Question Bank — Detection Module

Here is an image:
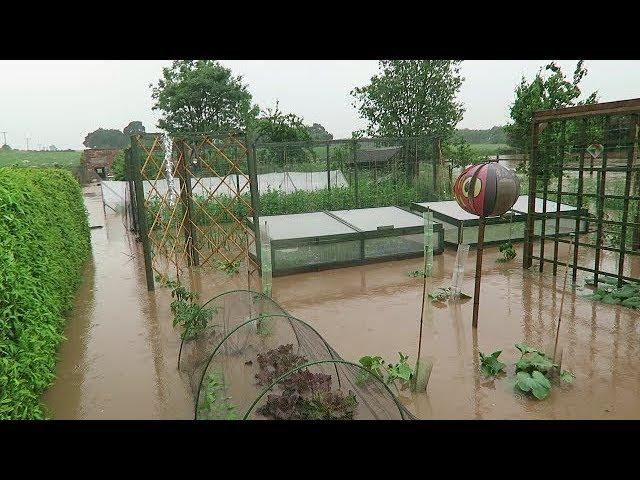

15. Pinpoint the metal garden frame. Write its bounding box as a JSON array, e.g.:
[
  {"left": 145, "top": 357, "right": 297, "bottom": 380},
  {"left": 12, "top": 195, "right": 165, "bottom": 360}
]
[{"left": 523, "top": 98, "right": 640, "bottom": 287}]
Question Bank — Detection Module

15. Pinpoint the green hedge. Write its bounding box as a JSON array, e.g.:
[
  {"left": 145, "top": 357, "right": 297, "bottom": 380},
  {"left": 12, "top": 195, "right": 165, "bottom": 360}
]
[{"left": 0, "top": 168, "right": 91, "bottom": 419}]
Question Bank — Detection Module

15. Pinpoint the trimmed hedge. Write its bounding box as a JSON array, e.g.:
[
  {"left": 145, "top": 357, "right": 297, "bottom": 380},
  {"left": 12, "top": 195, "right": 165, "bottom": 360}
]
[{"left": 0, "top": 168, "right": 91, "bottom": 419}]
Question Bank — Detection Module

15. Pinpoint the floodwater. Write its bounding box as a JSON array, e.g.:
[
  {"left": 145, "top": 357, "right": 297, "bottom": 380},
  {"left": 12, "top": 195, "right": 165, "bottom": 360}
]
[{"left": 44, "top": 184, "right": 640, "bottom": 419}]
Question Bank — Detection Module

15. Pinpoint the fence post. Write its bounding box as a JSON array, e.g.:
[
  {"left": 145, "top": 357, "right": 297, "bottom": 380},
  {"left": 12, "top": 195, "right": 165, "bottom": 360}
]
[
  {"left": 523, "top": 122, "right": 539, "bottom": 269},
  {"left": 125, "top": 147, "right": 138, "bottom": 233},
  {"left": 353, "top": 139, "right": 359, "bottom": 207},
  {"left": 177, "top": 138, "right": 199, "bottom": 266},
  {"left": 131, "top": 134, "right": 155, "bottom": 291},
  {"left": 247, "top": 137, "right": 262, "bottom": 266}
]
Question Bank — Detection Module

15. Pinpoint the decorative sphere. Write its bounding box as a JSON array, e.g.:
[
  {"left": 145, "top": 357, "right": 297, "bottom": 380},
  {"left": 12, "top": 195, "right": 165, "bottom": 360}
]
[{"left": 453, "top": 162, "right": 520, "bottom": 217}]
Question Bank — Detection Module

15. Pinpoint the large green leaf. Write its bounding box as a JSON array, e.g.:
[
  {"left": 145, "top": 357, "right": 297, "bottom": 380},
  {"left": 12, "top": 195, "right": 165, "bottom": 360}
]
[
  {"left": 560, "top": 370, "right": 575, "bottom": 384},
  {"left": 479, "top": 351, "right": 506, "bottom": 377},
  {"left": 515, "top": 343, "right": 539, "bottom": 355},
  {"left": 516, "top": 371, "right": 551, "bottom": 400},
  {"left": 516, "top": 352, "right": 557, "bottom": 374}
]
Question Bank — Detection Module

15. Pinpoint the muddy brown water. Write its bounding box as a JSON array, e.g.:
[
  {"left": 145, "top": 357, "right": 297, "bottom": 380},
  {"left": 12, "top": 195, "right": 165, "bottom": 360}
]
[{"left": 44, "top": 184, "right": 640, "bottom": 419}]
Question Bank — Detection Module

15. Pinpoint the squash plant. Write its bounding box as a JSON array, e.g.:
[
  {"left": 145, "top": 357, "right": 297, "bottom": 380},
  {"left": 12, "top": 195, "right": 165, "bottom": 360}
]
[
  {"left": 584, "top": 277, "right": 640, "bottom": 309},
  {"left": 428, "top": 287, "right": 471, "bottom": 302},
  {"left": 496, "top": 241, "right": 516, "bottom": 263},
  {"left": 358, "top": 352, "right": 414, "bottom": 390},
  {"left": 479, "top": 350, "right": 506, "bottom": 378},
  {"left": 513, "top": 343, "right": 574, "bottom": 400}
]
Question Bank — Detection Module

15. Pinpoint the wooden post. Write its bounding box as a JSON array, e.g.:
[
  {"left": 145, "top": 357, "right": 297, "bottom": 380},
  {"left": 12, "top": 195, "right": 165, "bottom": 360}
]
[
  {"left": 472, "top": 216, "right": 485, "bottom": 329},
  {"left": 131, "top": 135, "right": 155, "bottom": 291}
]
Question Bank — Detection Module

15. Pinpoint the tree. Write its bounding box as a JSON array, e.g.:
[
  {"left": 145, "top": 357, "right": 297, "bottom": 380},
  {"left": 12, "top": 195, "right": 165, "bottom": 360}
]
[
  {"left": 151, "top": 60, "right": 258, "bottom": 135},
  {"left": 504, "top": 61, "right": 598, "bottom": 152},
  {"left": 306, "top": 123, "right": 333, "bottom": 141},
  {"left": 351, "top": 60, "right": 465, "bottom": 141},
  {"left": 253, "top": 101, "right": 311, "bottom": 163},
  {"left": 82, "top": 128, "right": 129, "bottom": 149},
  {"left": 123, "top": 121, "right": 145, "bottom": 137},
  {"left": 49, "top": 145, "right": 58, "bottom": 151},
  {"left": 1, "top": 144, "right": 11, "bottom": 151}
]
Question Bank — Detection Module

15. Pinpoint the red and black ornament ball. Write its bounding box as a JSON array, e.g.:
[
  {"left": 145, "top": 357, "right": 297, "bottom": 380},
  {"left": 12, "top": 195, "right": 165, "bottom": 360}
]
[{"left": 453, "top": 162, "right": 520, "bottom": 217}]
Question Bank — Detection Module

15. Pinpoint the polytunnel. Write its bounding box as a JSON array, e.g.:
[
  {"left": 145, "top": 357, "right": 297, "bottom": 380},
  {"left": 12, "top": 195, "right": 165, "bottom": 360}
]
[{"left": 176, "top": 289, "right": 415, "bottom": 420}]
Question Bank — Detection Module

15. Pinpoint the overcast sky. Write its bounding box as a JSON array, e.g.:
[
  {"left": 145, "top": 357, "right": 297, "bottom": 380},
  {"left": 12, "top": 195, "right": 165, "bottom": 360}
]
[{"left": 1, "top": 60, "right": 639, "bottom": 150}]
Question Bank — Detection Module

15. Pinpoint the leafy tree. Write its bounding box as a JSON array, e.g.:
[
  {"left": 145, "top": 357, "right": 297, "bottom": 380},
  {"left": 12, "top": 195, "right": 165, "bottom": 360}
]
[
  {"left": 82, "top": 128, "right": 129, "bottom": 149},
  {"left": 254, "top": 101, "right": 310, "bottom": 143},
  {"left": 253, "top": 101, "right": 311, "bottom": 163},
  {"left": 123, "top": 121, "right": 145, "bottom": 137},
  {"left": 151, "top": 60, "right": 258, "bottom": 135},
  {"left": 1, "top": 144, "right": 11, "bottom": 151},
  {"left": 306, "top": 122, "right": 333, "bottom": 141},
  {"left": 504, "top": 61, "right": 598, "bottom": 152},
  {"left": 351, "top": 60, "right": 465, "bottom": 141}
]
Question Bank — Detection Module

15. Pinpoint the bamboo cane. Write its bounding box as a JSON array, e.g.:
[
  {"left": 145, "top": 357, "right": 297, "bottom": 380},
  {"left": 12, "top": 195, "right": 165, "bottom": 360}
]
[{"left": 553, "top": 233, "right": 575, "bottom": 362}]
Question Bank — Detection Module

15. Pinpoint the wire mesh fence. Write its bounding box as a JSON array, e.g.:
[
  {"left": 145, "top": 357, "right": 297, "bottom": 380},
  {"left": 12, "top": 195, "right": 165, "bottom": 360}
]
[{"left": 252, "top": 136, "right": 450, "bottom": 215}]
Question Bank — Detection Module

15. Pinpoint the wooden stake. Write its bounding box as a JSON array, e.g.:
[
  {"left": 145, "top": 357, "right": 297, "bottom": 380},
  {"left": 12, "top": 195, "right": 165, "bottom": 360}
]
[
  {"left": 472, "top": 216, "right": 485, "bottom": 329},
  {"left": 553, "top": 233, "right": 575, "bottom": 361},
  {"left": 415, "top": 215, "right": 430, "bottom": 389}
]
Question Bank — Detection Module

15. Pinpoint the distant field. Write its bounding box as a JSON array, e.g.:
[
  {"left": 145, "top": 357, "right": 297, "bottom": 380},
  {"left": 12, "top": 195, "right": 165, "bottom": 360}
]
[
  {"left": 0, "top": 150, "right": 82, "bottom": 168},
  {"left": 468, "top": 143, "right": 513, "bottom": 157}
]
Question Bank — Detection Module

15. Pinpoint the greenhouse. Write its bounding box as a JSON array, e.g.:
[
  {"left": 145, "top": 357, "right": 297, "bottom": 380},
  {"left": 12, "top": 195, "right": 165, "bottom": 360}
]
[
  {"left": 247, "top": 206, "right": 444, "bottom": 276},
  {"left": 411, "top": 195, "right": 589, "bottom": 247}
]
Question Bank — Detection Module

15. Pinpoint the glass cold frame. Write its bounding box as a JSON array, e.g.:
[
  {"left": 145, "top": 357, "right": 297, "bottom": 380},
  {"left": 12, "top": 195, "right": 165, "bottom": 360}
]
[{"left": 246, "top": 206, "right": 444, "bottom": 275}]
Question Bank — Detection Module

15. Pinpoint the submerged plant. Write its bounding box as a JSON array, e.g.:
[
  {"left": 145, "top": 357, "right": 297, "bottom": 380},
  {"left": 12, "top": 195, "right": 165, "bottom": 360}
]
[
  {"left": 407, "top": 269, "right": 426, "bottom": 278},
  {"left": 428, "top": 287, "right": 471, "bottom": 302},
  {"left": 496, "top": 241, "right": 516, "bottom": 263},
  {"left": 513, "top": 343, "right": 574, "bottom": 400},
  {"left": 479, "top": 350, "right": 506, "bottom": 378},
  {"left": 358, "top": 352, "right": 414, "bottom": 390},
  {"left": 254, "top": 344, "right": 358, "bottom": 420},
  {"left": 197, "top": 370, "right": 237, "bottom": 420},
  {"left": 158, "top": 276, "right": 216, "bottom": 341},
  {"left": 584, "top": 278, "right": 640, "bottom": 309}
]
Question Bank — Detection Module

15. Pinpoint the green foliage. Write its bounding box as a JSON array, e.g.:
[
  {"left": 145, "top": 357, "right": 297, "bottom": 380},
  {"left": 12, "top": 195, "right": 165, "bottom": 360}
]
[
  {"left": 306, "top": 122, "right": 333, "bottom": 141},
  {"left": 479, "top": 351, "right": 506, "bottom": 378},
  {"left": 351, "top": 60, "right": 465, "bottom": 141},
  {"left": 158, "top": 277, "right": 216, "bottom": 341},
  {"left": 0, "top": 168, "right": 91, "bottom": 419},
  {"left": 151, "top": 60, "right": 258, "bottom": 134},
  {"left": 83, "top": 128, "right": 129, "bottom": 149},
  {"left": 198, "top": 369, "right": 237, "bottom": 420},
  {"left": 358, "top": 352, "right": 414, "bottom": 390},
  {"left": 215, "top": 259, "right": 240, "bottom": 276},
  {"left": 585, "top": 280, "right": 640, "bottom": 310},
  {"left": 513, "top": 343, "right": 574, "bottom": 400},
  {"left": 0, "top": 149, "right": 82, "bottom": 168},
  {"left": 504, "top": 61, "right": 598, "bottom": 154},
  {"left": 515, "top": 370, "right": 552, "bottom": 400},
  {"left": 428, "top": 287, "right": 471, "bottom": 302},
  {"left": 496, "top": 241, "right": 517, "bottom": 263},
  {"left": 110, "top": 150, "right": 126, "bottom": 180},
  {"left": 455, "top": 126, "right": 508, "bottom": 144},
  {"left": 123, "top": 121, "right": 145, "bottom": 137}
]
